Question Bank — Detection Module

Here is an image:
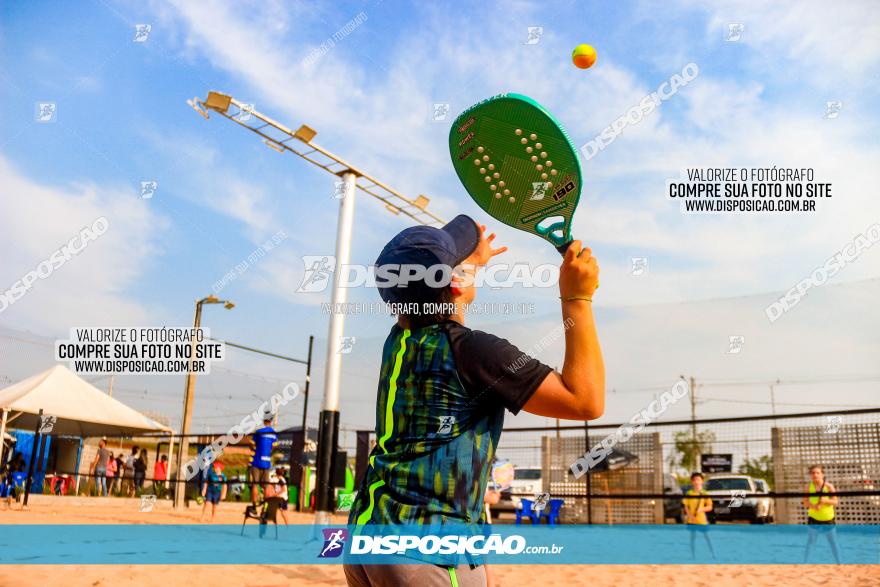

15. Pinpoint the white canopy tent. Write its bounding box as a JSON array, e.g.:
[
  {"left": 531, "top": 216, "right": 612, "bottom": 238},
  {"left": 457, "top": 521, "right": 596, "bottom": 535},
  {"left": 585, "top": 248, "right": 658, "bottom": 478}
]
[{"left": 0, "top": 365, "right": 173, "bottom": 468}]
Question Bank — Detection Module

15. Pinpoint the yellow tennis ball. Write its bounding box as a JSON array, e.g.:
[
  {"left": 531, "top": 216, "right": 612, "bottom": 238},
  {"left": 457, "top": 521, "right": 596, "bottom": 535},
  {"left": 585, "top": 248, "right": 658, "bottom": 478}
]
[{"left": 572, "top": 44, "right": 597, "bottom": 69}]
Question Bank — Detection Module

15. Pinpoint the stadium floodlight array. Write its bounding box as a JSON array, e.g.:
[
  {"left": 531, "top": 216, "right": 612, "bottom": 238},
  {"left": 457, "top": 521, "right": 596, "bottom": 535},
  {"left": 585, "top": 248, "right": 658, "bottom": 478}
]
[{"left": 188, "top": 92, "right": 445, "bottom": 227}]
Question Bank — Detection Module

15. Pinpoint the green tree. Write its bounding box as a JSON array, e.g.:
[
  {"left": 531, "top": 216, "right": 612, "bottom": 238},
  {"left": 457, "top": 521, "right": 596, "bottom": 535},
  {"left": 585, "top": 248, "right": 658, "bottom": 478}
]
[
  {"left": 739, "top": 455, "right": 774, "bottom": 486},
  {"left": 668, "top": 429, "right": 716, "bottom": 475}
]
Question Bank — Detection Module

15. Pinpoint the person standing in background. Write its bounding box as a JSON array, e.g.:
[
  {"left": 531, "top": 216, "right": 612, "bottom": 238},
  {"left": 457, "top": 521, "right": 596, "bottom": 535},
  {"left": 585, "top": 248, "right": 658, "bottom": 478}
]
[
  {"left": 133, "top": 449, "right": 148, "bottom": 495},
  {"left": 248, "top": 415, "right": 277, "bottom": 505},
  {"left": 106, "top": 451, "right": 117, "bottom": 495},
  {"left": 90, "top": 439, "right": 111, "bottom": 497},
  {"left": 200, "top": 461, "right": 227, "bottom": 523},
  {"left": 153, "top": 454, "right": 168, "bottom": 499},
  {"left": 114, "top": 453, "right": 125, "bottom": 495},
  {"left": 123, "top": 446, "right": 139, "bottom": 497},
  {"left": 268, "top": 467, "right": 290, "bottom": 525},
  {"left": 683, "top": 472, "right": 715, "bottom": 559},
  {"left": 803, "top": 465, "right": 841, "bottom": 563}
]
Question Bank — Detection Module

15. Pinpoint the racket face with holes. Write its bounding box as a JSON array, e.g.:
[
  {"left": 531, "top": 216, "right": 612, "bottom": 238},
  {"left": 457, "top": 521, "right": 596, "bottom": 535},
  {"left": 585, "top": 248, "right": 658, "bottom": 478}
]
[{"left": 449, "top": 93, "right": 582, "bottom": 250}]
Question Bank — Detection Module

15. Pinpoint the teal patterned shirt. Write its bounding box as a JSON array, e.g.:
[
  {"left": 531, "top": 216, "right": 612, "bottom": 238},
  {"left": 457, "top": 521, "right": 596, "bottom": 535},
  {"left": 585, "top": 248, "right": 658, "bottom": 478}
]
[{"left": 349, "top": 320, "right": 551, "bottom": 526}]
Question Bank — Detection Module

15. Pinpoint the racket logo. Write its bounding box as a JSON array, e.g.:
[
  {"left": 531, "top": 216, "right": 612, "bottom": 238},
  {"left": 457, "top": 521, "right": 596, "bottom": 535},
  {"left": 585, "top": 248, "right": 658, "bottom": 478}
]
[
  {"left": 457, "top": 132, "right": 475, "bottom": 148},
  {"left": 457, "top": 117, "right": 475, "bottom": 133},
  {"left": 530, "top": 182, "right": 550, "bottom": 201}
]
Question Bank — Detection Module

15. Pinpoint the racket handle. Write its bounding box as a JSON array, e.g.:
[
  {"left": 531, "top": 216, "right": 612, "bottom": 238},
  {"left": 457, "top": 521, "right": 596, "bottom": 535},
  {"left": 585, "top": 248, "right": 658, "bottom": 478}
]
[
  {"left": 557, "top": 239, "right": 600, "bottom": 289},
  {"left": 556, "top": 241, "right": 573, "bottom": 257},
  {"left": 556, "top": 239, "right": 589, "bottom": 258}
]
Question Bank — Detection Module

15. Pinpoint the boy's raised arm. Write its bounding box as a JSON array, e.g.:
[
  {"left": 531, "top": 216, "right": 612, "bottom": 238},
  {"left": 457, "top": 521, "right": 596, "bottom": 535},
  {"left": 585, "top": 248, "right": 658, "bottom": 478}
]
[{"left": 524, "top": 240, "right": 605, "bottom": 420}]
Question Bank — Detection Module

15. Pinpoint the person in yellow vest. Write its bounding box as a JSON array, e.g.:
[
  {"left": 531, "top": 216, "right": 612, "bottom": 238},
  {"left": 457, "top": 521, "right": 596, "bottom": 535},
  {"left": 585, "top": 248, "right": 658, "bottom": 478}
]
[
  {"left": 803, "top": 465, "right": 841, "bottom": 563},
  {"left": 683, "top": 472, "right": 715, "bottom": 559}
]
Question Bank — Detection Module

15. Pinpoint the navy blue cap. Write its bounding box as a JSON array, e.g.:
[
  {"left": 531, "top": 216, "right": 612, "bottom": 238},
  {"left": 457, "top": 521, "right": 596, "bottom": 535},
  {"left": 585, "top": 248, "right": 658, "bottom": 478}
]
[{"left": 375, "top": 215, "right": 480, "bottom": 304}]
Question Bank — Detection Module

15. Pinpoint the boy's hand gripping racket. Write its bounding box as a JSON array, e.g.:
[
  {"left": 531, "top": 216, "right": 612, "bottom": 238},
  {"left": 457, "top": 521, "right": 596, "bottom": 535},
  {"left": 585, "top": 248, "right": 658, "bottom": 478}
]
[{"left": 449, "top": 93, "right": 583, "bottom": 256}]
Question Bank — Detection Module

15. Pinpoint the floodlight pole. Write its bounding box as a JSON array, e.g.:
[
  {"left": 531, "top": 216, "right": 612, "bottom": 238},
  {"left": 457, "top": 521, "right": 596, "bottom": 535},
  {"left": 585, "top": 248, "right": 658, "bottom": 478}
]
[
  {"left": 173, "top": 300, "right": 204, "bottom": 509},
  {"left": 0, "top": 408, "right": 8, "bottom": 467},
  {"left": 173, "top": 295, "right": 234, "bottom": 509},
  {"left": 314, "top": 171, "right": 357, "bottom": 524}
]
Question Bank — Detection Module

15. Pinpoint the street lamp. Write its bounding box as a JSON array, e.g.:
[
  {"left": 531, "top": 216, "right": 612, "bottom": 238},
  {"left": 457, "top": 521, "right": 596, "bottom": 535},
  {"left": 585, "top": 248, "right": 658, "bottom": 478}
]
[{"left": 172, "top": 295, "right": 234, "bottom": 509}]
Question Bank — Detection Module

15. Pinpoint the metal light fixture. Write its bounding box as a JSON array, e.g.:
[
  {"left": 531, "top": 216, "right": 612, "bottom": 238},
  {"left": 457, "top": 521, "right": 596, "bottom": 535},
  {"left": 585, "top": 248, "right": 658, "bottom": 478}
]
[
  {"left": 293, "top": 124, "right": 317, "bottom": 143},
  {"left": 204, "top": 91, "right": 232, "bottom": 113},
  {"left": 264, "top": 139, "right": 285, "bottom": 153}
]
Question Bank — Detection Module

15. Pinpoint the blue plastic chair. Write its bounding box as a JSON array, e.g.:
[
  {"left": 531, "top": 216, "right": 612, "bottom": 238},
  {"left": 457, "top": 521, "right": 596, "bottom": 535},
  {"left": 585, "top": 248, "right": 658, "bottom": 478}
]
[
  {"left": 539, "top": 498, "right": 564, "bottom": 525},
  {"left": 515, "top": 498, "right": 541, "bottom": 525}
]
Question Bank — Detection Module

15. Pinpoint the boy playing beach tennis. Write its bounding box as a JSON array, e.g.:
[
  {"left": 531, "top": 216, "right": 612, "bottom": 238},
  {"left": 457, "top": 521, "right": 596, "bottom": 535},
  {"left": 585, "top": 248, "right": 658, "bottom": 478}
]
[
  {"left": 684, "top": 472, "right": 715, "bottom": 559},
  {"left": 344, "top": 215, "right": 605, "bottom": 587}
]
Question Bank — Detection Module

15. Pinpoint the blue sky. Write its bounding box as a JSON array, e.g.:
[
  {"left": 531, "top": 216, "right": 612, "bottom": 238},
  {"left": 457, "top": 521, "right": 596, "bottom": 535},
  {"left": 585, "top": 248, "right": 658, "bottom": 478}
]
[{"left": 1, "top": 0, "right": 879, "bottom": 446}]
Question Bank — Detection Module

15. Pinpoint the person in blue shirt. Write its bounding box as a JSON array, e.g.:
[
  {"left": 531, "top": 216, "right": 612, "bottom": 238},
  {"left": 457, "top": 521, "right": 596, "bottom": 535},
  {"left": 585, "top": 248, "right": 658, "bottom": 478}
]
[
  {"left": 248, "top": 416, "right": 278, "bottom": 505},
  {"left": 200, "top": 461, "right": 227, "bottom": 523}
]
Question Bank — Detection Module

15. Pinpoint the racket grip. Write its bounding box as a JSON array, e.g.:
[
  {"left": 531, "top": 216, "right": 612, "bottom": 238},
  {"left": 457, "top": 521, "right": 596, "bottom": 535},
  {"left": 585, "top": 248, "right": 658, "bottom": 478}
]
[
  {"left": 556, "top": 241, "right": 573, "bottom": 257},
  {"left": 557, "top": 239, "right": 600, "bottom": 289},
  {"left": 556, "top": 239, "right": 589, "bottom": 258}
]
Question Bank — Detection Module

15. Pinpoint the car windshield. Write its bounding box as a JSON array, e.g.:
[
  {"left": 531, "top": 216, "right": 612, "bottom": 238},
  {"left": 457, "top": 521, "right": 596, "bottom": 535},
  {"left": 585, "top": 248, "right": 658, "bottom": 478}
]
[
  {"left": 515, "top": 469, "right": 541, "bottom": 480},
  {"left": 705, "top": 478, "right": 751, "bottom": 491}
]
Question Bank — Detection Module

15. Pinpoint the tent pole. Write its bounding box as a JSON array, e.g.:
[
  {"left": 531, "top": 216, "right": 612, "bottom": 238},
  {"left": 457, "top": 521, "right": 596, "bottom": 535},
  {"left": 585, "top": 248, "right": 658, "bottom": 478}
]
[
  {"left": 0, "top": 408, "right": 8, "bottom": 467},
  {"left": 74, "top": 438, "right": 83, "bottom": 495},
  {"left": 23, "top": 409, "right": 43, "bottom": 509},
  {"left": 166, "top": 432, "right": 175, "bottom": 501}
]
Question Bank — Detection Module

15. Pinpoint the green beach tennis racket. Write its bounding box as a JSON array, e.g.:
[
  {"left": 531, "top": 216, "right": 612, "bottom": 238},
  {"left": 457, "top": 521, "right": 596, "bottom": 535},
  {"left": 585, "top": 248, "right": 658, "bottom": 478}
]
[{"left": 449, "top": 93, "right": 583, "bottom": 256}]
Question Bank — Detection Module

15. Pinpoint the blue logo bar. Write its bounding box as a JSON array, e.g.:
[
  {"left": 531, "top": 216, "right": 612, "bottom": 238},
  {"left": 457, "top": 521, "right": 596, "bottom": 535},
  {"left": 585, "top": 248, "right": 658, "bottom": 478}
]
[{"left": 0, "top": 525, "right": 877, "bottom": 565}]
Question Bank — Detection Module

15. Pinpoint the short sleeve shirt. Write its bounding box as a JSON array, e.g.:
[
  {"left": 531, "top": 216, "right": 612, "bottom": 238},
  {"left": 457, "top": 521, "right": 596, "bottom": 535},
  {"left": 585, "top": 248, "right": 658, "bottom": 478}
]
[
  {"left": 349, "top": 321, "right": 552, "bottom": 528},
  {"left": 205, "top": 470, "right": 226, "bottom": 493},
  {"left": 443, "top": 322, "right": 553, "bottom": 414},
  {"left": 251, "top": 427, "right": 277, "bottom": 469},
  {"left": 684, "top": 489, "right": 712, "bottom": 525},
  {"left": 96, "top": 448, "right": 111, "bottom": 469}
]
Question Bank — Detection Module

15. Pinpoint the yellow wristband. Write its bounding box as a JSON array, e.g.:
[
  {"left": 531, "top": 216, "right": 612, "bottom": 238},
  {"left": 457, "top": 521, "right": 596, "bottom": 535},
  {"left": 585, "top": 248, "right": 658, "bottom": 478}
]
[{"left": 560, "top": 296, "right": 592, "bottom": 302}]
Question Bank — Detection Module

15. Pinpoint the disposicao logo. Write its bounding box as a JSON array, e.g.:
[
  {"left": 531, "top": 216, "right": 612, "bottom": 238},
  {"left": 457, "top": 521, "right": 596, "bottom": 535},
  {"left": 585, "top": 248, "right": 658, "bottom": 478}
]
[
  {"left": 350, "top": 534, "right": 527, "bottom": 555},
  {"left": 319, "top": 528, "right": 348, "bottom": 558}
]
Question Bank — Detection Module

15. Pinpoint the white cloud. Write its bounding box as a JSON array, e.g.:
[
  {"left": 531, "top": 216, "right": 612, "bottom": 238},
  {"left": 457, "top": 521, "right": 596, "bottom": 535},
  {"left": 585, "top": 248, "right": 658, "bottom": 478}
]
[
  {"left": 0, "top": 156, "right": 168, "bottom": 331},
  {"left": 698, "top": 0, "right": 880, "bottom": 80}
]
